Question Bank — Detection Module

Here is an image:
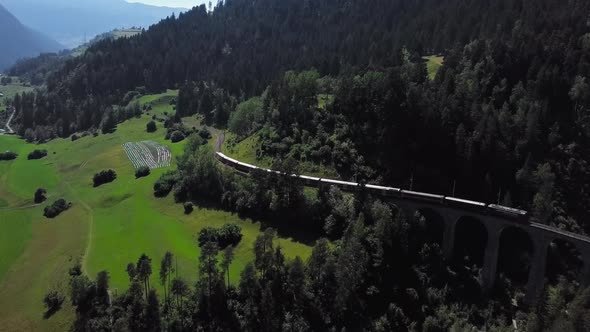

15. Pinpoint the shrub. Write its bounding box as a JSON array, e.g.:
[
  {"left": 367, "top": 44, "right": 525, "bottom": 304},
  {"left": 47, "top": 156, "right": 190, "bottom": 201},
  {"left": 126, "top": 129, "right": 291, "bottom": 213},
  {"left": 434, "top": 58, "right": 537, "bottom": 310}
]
[
  {"left": 218, "top": 224, "right": 243, "bottom": 247},
  {"left": 198, "top": 223, "right": 242, "bottom": 248},
  {"left": 69, "top": 263, "right": 82, "bottom": 277},
  {"left": 28, "top": 149, "right": 48, "bottom": 160},
  {"left": 198, "top": 128, "right": 212, "bottom": 140},
  {"left": 154, "top": 170, "right": 180, "bottom": 197},
  {"left": 184, "top": 202, "right": 194, "bottom": 214},
  {"left": 43, "top": 199, "right": 72, "bottom": 218},
  {"left": 135, "top": 166, "right": 151, "bottom": 178},
  {"left": 43, "top": 290, "right": 65, "bottom": 312},
  {"left": 71, "top": 134, "right": 80, "bottom": 141},
  {"left": 93, "top": 170, "right": 117, "bottom": 187},
  {"left": 34, "top": 188, "right": 47, "bottom": 204},
  {"left": 146, "top": 120, "right": 157, "bottom": 133},
  {"left": 170, "top": 131, "right": 186, "bottom": 143},
  {"left": 198, "top": 227, "right": 219, "bottom": 247},
  {"left": 0, "top": 151, "right": 17, "bottom": 160}
]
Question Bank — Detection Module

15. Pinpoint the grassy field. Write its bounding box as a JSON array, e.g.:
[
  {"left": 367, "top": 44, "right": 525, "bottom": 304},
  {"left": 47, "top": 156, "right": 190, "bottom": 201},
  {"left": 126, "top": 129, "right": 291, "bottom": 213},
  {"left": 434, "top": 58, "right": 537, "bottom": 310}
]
[
  {"left": 423, "top": 55, "right": 444, "bottom": 80},
  {"left": 113, "top": 28, "right": 142, "bottom": 39},
  {"left": 0, "top": 91, "right": 311, "bottom": 331},
  {"left": 0, "top": 77, "right": 35, "bottom": 112}
]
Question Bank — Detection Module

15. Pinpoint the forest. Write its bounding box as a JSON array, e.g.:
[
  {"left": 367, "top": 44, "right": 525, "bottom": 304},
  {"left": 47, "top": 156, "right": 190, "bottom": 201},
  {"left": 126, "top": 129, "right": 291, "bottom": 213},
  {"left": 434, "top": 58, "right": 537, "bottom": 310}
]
[{"left": 7, "top": 0, "right": 590, "bottom": 330}]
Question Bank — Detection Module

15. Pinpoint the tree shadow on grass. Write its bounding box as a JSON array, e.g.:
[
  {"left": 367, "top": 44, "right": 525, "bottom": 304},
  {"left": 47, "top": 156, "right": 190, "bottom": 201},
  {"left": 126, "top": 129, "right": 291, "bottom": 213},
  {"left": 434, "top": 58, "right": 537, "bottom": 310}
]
[
  {"left": 179, "top": 196, "right": 322, "bottom": 246},
  {"left": 43, "top": 305, "right": 62, "bottom": 320}
]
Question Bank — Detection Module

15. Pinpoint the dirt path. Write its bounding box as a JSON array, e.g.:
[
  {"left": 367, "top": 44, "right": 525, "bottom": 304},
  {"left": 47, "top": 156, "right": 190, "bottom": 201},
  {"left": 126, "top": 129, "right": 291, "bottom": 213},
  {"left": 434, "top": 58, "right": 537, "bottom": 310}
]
[
  {"left": 5, "top": 107, "right": 15, "bottom": 134},
  {"left": 63, "top": 179, "right": 94, "bottom": 274},
  {"left": 79, "top": 199, "right": 94, "bottom": 275},
  {"left": 205, "top": 126, "right": 225, "bottom": 152},
  {"left": 0, "top": 202, "right": 43, "bottom": 211},
  {"left": 0, "top": 107, "right": 16, "bottom": 135}
]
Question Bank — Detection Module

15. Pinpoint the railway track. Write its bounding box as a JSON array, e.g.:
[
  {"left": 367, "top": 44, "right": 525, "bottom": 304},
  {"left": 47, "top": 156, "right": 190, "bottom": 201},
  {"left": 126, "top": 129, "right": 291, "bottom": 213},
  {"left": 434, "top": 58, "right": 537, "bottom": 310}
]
[{"left": 213, "top": 150, "right": 590, "bottom": 245}]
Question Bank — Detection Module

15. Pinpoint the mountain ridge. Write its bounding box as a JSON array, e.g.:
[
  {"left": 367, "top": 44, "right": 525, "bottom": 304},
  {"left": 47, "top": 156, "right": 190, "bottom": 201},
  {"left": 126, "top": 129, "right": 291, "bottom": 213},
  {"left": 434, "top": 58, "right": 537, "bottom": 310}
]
[
  {"left": 0, "top": 0, "right": 191, "bottom": 47},
  {"left": 0, "top": 4, "right": 63, "bottom": 70}
]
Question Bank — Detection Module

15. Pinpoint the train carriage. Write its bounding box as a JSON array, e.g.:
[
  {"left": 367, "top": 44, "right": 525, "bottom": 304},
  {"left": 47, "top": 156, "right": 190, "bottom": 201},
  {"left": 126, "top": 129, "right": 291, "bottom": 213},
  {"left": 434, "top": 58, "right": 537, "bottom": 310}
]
[
  {"left": 444, "top": 197, "right": 487, "bottom": 211},
  {"left": 216, "top": 151, "right": 531, "bottom": 225},
  {"left": 488, "top": 204, "right": 529, "bottom": 223},
  {"left": 321, "top": 178, "right": 360, "bottom": 192},
  {"left": 401, "top": 190, "right": 445, "bottom": 203},
  {"left": 365, "top": 184, "right": 401, "bottom": 197}
]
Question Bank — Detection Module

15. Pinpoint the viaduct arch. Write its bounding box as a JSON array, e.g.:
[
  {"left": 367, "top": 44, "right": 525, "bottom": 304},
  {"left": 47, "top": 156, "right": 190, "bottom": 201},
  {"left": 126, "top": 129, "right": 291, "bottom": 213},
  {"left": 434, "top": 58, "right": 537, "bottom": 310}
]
[{"left": 391, "top": 198, "right": 590, "bottom": 305}]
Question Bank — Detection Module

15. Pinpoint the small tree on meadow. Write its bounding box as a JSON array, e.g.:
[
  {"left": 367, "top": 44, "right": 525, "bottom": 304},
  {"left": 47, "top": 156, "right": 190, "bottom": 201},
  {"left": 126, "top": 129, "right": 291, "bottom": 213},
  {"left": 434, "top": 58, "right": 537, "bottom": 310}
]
[
  {"left": 43, "top": 290, "right": 65, "bottom": 313},
  {"left": 135, "top": 166, "right": 151, "bottom": 178},
  {"left": 34, "top": 188, "right": 47, "bottom": 203},
  {"left": 146, "top": 120, "right": 157, "bottom": 133}
]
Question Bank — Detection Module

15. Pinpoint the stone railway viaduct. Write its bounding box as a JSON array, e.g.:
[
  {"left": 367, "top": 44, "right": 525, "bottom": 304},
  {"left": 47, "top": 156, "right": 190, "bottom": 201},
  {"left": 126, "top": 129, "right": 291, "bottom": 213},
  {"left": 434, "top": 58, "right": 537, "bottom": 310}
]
[
  {"left": 388, "top": 197, "right": 590, "bottom": 304},
  {"left": 214, "top": 150, "right": 590, "bottom": 304}
]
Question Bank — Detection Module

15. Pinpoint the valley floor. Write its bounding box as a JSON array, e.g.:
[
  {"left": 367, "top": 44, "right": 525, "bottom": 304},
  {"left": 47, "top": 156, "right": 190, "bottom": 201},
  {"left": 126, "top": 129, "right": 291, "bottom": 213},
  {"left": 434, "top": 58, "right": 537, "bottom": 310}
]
[{"left": 0, "top": 91, "right": 311, "bottom": 331}]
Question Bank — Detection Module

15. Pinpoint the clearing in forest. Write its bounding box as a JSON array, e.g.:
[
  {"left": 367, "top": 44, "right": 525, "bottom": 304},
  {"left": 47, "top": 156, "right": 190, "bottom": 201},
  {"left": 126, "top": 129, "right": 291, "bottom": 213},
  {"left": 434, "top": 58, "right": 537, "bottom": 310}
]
[
  {"left": 423, "top": 55, "right": 445, "bottom": 80},
  {"left": 122, "top": 141, "right": 171, "bottom": 169}
]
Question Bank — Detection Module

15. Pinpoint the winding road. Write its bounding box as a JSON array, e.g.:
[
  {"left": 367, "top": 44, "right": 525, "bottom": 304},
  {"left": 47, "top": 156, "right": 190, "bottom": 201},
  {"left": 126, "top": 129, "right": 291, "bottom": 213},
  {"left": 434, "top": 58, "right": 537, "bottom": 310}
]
[
  {"left": 0, "top": 106, "right": 15, "bottom": 135},
  {"left": 207, "top": 126, "right": 225, "bottom": 152}
]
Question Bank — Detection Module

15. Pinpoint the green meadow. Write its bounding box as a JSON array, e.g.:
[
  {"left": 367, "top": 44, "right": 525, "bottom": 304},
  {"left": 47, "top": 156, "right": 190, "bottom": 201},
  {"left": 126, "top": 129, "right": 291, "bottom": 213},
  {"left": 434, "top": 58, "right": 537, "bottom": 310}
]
[
  {"left": 0, "top": 91, "right": 311, "bottom": 331},
  {"left": 0, "top": 77, "right": 35, "bottom": 112},
  {"left": 423, "top": 55, "right": 444, "bottom": 80}
]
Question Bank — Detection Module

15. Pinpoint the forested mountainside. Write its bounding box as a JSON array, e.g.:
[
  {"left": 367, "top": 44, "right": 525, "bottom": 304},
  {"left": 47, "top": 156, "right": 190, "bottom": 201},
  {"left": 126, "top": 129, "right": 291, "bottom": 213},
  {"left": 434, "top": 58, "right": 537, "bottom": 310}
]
[
  {"left": 13, "top": 0, "right": 590, "bottom": 232},
  {"left": 9, "top": 0, "right": 590, "bottom": 330},
  {"left": 14, "top": 0, "right": 585, "bottom": 133},
  {"left": 0, "top": 4, "right": 63, "bottom": 70}
]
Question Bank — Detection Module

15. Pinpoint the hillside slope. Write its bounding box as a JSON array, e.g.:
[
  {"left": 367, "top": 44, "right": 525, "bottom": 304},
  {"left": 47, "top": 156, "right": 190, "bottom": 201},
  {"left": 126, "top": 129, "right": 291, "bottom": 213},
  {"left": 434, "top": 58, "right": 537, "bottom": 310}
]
[
  {"left": 1, "top": 0, "right": 189, "bottom": 47},
  {"left": 0, "top": 4, "right": 63, "bottom": 70}
]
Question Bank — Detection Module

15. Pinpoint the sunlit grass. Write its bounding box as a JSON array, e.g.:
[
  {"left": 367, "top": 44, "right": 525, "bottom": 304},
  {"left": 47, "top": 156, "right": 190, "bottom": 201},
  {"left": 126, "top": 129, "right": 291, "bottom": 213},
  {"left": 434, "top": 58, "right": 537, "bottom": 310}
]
[{"left": 0, "top": 91, "right": 311, "bottom": 330}]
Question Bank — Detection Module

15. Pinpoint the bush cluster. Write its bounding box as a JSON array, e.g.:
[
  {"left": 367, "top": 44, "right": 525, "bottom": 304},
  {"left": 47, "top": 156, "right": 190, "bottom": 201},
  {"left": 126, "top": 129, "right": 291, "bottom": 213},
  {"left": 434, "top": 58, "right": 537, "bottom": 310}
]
[
  {"left": 198, "top": 128, "right": 212, "bottom": 140},
  {"left": 93, "top": 170, "right": 117, "bottom": 187},
  {"left": 170, "top": 131, "right": 186, "bottom": 143},
  {"left": 135, "top": 166, "right": 151, "bottom": 178},
  {"left": 28, "top": 149, "right": 48, "bottom": 160},
  {"left": 197, "top": 224, "right": 242, "bottom": 248},
  {"left": 183, "top": 202, "right": 194, "bottom": 214},
  {"left": 43, "top": 290, "right": 65, "bottom": 312},
  {"left": 165, "top": 123, "right": 192, "bottom": 140},
  {"left": 153, "top": 170, "right": 180, "bottom": 197},
  {"left": 43, "top": 199, "right": 72, "bottom": 218},
  {"left": 0, "top": 151, "right": 17, "bottom": 160},
  {"left": 34, "top": 188, "right": 48, "bottom": 204},
  {"left": 146, "top": 120, "right": 157, "bottom": 133}
]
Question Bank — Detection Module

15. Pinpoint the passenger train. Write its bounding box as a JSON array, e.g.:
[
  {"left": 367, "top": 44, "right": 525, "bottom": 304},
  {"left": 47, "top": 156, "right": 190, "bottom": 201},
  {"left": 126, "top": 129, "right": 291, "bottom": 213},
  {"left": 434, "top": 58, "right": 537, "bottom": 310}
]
[{"left": 215, "top": 152, "right": 529, "bottom": 223}]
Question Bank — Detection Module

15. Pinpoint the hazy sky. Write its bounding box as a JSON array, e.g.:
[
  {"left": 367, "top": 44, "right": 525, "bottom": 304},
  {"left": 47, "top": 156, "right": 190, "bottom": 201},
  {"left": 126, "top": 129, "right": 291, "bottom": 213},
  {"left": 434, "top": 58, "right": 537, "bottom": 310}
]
[{"left": 126, "top": 0, "right": 207, "bottom": 9}]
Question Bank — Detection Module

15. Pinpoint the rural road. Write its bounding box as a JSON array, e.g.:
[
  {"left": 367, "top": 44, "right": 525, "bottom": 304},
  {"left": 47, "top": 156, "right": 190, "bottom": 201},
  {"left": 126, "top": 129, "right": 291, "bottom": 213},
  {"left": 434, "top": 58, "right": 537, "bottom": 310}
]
[
  {"left": 0, "top": 106, "right": 15, "bottom": 135},
  {"left": 206, "top": 126, "right": 225, "bottom": 152},
  {"left": 5, "top": 107, "right": 15, "bottom": 134}
]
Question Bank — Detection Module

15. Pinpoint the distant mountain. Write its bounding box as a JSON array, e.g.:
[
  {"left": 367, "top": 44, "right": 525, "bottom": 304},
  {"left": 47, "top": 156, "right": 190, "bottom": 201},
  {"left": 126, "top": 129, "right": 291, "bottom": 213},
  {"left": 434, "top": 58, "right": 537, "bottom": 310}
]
[
  {"left": 0, "top": 4, "right": 63, "bottom": 70},
  {"left": 0, "top": 0, "right": 192, "bottom": 48}
]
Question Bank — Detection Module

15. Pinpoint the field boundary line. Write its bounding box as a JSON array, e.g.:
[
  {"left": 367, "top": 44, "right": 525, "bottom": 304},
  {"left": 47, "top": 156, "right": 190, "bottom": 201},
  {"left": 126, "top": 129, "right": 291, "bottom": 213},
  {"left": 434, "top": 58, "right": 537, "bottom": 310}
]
[{"left": 63, "top": 179, "right": 94, "bottom": 275}]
